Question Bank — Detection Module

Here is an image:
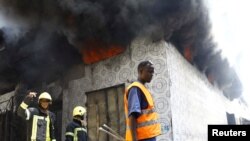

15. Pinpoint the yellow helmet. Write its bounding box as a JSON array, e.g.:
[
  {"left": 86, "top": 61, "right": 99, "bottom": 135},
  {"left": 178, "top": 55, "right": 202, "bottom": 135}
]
[
  {"left": 73, "top": 106, "right": 86, "bottom": 117},
  {"left": 38, "top": 92, "right": 52, "bottom": 101}
]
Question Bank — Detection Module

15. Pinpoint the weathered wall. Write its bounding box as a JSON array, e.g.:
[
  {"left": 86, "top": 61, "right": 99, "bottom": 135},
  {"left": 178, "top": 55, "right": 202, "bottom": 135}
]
[
  {"left": 62, "top": 38, "right": 172, "bottom": 141},
  {"left": 0, "top": 91, "right": 15, "bottom": 112},
  {"left": 167, "top": 45, "right": 232, "bottom": 141}
]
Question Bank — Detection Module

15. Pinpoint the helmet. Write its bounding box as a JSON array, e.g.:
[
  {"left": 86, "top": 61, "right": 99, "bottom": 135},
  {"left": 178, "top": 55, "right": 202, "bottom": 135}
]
[
  {"left": 38, "top": 92, "right": 52, "bottom": 101},
  {"left": 73, "top": 106, "right": 86, "bottom": 117}
]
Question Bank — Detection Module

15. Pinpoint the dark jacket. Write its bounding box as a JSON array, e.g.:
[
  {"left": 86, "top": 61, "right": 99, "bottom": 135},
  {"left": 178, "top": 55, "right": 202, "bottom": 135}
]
[
  {"left": 17, "top": 97, "right": 56, "bottom": 141},
  {"left": 65, "top": 119, "right": 88, "bottom": 141}
]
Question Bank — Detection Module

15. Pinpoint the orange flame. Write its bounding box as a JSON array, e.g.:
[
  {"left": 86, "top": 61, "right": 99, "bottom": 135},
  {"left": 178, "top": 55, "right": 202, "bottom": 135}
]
[
  {"left": 81, "top": 40, "right": 125, "bottom": 64},
  {"left": 184, "top": 46, "right": 193, "bottom": 62}
]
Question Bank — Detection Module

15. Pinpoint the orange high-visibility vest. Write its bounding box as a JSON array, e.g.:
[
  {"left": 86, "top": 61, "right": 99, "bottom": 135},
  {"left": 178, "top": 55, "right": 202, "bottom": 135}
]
[{"left": 124, "top": 82, "right": 161, "bottom": 141}]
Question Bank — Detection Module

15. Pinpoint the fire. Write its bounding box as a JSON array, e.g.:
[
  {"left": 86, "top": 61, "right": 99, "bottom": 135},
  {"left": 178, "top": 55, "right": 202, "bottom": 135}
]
[
  {"left": 81, "top": 39, "right": 125, "bottom": 64},
  {"left": 184, "top": 46, "right": 193, "bottom": 62}
]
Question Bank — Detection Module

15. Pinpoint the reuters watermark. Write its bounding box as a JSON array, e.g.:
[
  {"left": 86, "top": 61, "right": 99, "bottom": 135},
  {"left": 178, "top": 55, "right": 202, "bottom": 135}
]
[{"left": 208, "top": 125, "right": 250, "bottom": 140}]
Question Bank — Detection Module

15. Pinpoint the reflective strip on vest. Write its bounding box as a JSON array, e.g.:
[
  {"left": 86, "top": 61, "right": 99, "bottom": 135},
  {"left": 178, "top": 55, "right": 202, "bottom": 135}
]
[
  {"left": 137, "top": 119, "right": 158, "bottom": 128},
  {"left": 31, "top": 115, "right": 51, "bottom": 141},
  {"left": 141, "top": 108, "right": 156, "bottom": 115},
  {"left": 126, "top": 108, "right": 156, "bottom": 118},
  {"left": 46, "top": 116, "right": 50, "bottom": 141},
  {"left": 67, "top": 128, "right": 87, "bottom": 141},
  {"left": 20, "top": 102, "right": 28, "bottom": 109},
  {"left": 75, "top": 127, "right": 87, "bottom": 133},
  {"left": 65, "top": 132, "right": 74, "bottom": 137},
  {"left": 25, "top": 109, "right": 31, "bottom": 120}
]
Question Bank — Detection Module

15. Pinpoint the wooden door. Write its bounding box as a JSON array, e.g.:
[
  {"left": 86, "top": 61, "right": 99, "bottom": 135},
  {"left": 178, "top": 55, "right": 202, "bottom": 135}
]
[{"left": 86, "top": 84, "right": 125, "bottom": 141}]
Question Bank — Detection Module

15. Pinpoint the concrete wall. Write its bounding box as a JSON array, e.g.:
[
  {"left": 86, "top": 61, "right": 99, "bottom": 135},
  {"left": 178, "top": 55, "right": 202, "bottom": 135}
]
[
  {"left": 167, "top": 45, "right": 232, "bottom": 141},
  {"left": 0, "top": 91, "right": 15, "bottom": 112}
]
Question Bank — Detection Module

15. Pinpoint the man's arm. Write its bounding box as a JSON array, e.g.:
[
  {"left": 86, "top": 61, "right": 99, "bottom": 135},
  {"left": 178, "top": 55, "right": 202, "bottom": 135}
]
[
  {"left": 17, "top": 92, "right": 37, "bottom": 120},
  {"left": 65, "top": 123, "right": 74, "bottom": 141},
  {"left": 127, "top": 87, "right": 143, "bottom": 141},
  {"left": 129, "top": 115, "right": 138, "bottom": 141}
]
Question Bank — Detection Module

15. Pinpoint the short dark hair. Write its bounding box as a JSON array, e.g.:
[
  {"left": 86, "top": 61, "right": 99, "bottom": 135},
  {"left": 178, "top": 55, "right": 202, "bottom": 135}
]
[{"left": 137, "top": 60, "right": 153, "bottom": 72}]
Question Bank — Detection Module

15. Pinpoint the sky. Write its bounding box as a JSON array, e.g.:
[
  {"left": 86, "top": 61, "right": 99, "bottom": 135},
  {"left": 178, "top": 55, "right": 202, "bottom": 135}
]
[{"left": 207, "top": 0, "right": 250, "bottom": 107}]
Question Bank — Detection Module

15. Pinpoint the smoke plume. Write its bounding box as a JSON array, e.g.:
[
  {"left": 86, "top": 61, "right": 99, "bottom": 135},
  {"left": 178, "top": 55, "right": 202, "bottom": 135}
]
[{"left": 0, "top": 0, "right": 242, "bottom": 98}]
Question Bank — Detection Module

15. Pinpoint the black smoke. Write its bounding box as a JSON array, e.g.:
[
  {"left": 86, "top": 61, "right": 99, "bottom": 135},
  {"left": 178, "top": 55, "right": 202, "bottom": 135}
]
[
  {"left": 0, "top": 0, "right": 207, "bottom": 46},
  {"left": 0, "top": 0, "right": 242, "bottom": 98},
  {"left": 0, "top": 27, "right": 81, "bottom": 93}
]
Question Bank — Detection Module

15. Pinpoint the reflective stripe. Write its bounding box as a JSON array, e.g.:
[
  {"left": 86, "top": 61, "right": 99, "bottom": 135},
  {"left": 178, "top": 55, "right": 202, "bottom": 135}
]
[
  {"left": 137, "top": 120, "right": 159, "bottom": 128},
  {"left": 75, "top": 128, "right": 87, "bottom": 133},
  {"left": 31, "top": 116, "right": 38, "bottom": 140},
  {"left": 31, "top": 115, "right": 51, "bottom": 141},
  {"left": 25, "top": 109, "right": 31, "bottom": 120},
  {"left": 73, "top": 128, "right": 87, "bottom": 141},
  {"left": 52, "top": 139, "right": 56, "bottom": 141},
  {"left": 126, "top": 119, "right": 159, "bottom": 129},
  {"left": 141, "top": 108, "right": 155, "bottom": 115},
  {"left": 65, "top": 132, "right": 74, "bottom": 137},
  {"left": 20, "top": 102, "right": 28, "bottom": 109},
  {"left": 45, "top": 116, "right": 50, "bottom": 141},
  {"left": 125, "top": 109, "right": 156, "bottom": 118}
]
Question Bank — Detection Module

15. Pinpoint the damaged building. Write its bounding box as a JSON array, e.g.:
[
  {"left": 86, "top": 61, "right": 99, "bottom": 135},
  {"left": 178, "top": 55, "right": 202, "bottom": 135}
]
[{"left": 0, "top": 0, "right": 248, "bottom": 141}]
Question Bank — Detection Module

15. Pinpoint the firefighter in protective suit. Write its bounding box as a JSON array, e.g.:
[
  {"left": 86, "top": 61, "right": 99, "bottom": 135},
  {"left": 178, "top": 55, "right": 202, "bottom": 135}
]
[
  {"left": 17, "top": 92, "right": 56, "bottom": 141},
  {"left": 65, "top": 106, "right": 88, "bottom": 141}
]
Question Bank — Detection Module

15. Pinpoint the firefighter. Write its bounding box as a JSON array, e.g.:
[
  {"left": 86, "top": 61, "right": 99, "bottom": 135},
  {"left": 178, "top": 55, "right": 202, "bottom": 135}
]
[
  {"left": 124, "top": 61, "right": 161, "bottom": 141},
  {"left": 17, "top": 91, "right": 56, "bottom": 141},
  {"left": 65, "top": 106, "right": 88, "bottom": 141}
]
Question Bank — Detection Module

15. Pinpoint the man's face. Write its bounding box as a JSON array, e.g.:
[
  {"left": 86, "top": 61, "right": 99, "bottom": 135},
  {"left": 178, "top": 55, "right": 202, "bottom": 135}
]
[
  {"left": 140, "top": 65, "right": 154, "bottom": 83},
  {"left": 39, "top": 99, "right": 50, "bottom": 109}
]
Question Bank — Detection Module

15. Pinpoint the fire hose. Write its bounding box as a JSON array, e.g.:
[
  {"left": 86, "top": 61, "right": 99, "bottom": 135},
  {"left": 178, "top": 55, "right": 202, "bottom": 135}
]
[{"left": 99, "top": 124, "right": 125, "bottom": 141}]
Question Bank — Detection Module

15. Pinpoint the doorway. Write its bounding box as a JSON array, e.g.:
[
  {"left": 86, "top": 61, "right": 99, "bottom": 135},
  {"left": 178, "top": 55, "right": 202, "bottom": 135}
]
[{"left": 86, "top": 84, "right": 125, "bottom": 141}]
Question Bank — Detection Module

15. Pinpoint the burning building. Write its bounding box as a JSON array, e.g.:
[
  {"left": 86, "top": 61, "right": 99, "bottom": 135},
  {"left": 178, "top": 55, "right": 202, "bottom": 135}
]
[{"left": 0, "top": 0, "right": 245, "bottom": 141}]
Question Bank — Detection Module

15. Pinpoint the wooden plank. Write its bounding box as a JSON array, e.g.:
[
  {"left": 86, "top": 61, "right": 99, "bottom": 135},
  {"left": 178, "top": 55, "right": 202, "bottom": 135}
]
[
  {"left": 107, "top": 88, "right": 118, "bottom": 141},
  {"left": 98, "top": 101, "right": 108, "bottom": 141},
  {"left": 87, "top": 104, "right": 97, "bottom": 141},
  {"left": 117, "top": 86, "right": 126, "bottom": 137},
  {"left": 87, "top": 90, "right": 108, "bottom": 141}
]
